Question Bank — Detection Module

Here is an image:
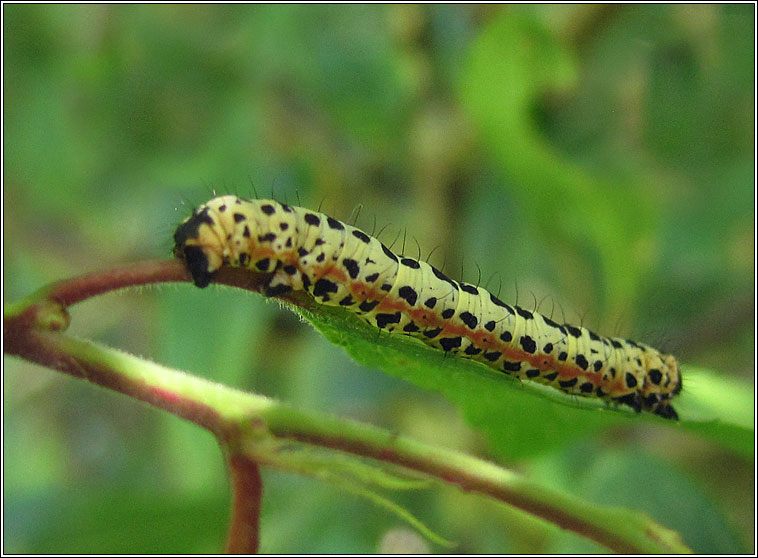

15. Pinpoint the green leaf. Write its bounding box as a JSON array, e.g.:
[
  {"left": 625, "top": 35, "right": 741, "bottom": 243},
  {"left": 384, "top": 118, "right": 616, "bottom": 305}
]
[
  {"left": 261, "top": 445, "right": 433, "bottom": 492},
  {"left": 673, "top": 366, "right": 754, "bottom": 458},
  {"left": 315, "top": 474, "right": 454, "bottom": 548},
  {"left": 249, "top": 444, "right": 452, "bottom": 547},
  {"left": 286, "top": 300, "right": 753, "bottom": 461}
]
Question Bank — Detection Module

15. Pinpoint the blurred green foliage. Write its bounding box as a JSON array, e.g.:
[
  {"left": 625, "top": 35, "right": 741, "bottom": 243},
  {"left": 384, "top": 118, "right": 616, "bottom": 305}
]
[{"left": 3, "top": 4, "right": 753, "bottom": 553}]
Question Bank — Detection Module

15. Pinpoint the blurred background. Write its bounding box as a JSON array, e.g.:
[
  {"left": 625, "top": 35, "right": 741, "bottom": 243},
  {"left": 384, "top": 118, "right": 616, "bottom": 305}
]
[{"left": 3, "top": 4, "right": 754, "bottom": 553}]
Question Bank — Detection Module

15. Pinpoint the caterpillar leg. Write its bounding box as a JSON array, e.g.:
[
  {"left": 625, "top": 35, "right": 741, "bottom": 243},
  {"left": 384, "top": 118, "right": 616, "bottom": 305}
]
[
  {"left": 653, "top": 404, "right": 679, "bottom": 420},
  {"left": 615, "top": 392, "right": 678, "bottom": 420}
]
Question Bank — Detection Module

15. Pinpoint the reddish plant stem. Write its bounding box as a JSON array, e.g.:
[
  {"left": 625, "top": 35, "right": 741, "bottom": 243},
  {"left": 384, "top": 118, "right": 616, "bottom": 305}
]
[
  {"left": 6, "top": 327, "right": 229, "bottom": 438},
  {"left": 273, "top": 430, "right": 641, "bottom": 555},
  {"left": 35, "top": 258, "right": 316, "bottom": 314},
  {"left": 225, "top": 455, "right": 263, "bottom": 554},
  {"left": 38, "top": 259, "right": 305, "bottom": 308},
  {"left": 45, "top": 259, "right": 192, "bottom": 306}
]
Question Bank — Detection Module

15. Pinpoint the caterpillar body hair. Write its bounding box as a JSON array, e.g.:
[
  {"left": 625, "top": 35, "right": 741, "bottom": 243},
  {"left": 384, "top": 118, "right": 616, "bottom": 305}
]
[{"left": 173, "top": 195, "right": 682, "bottom": 419}]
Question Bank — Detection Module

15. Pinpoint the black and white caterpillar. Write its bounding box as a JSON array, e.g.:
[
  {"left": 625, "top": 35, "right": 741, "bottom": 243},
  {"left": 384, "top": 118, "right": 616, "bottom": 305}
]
[{"left": 173, "top": 195, "right": 682, "bottom": 419}]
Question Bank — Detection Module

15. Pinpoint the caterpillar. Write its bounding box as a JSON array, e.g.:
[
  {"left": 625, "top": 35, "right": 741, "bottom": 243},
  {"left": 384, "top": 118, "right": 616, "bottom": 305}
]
[{"left": 173, "top": 195, "right": 682, "bottom": 419}]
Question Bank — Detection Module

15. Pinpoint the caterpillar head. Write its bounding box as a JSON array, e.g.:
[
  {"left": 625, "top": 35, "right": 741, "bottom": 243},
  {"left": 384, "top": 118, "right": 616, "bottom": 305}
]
[{"left": 173, "top": 196, "right": 242, "bottom": 288}]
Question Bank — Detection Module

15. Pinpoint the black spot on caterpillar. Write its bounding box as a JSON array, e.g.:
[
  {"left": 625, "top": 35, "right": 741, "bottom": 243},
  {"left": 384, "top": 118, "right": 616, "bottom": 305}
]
[{"left": 174, "top": 195, "right": 682, "bottom": 419}]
